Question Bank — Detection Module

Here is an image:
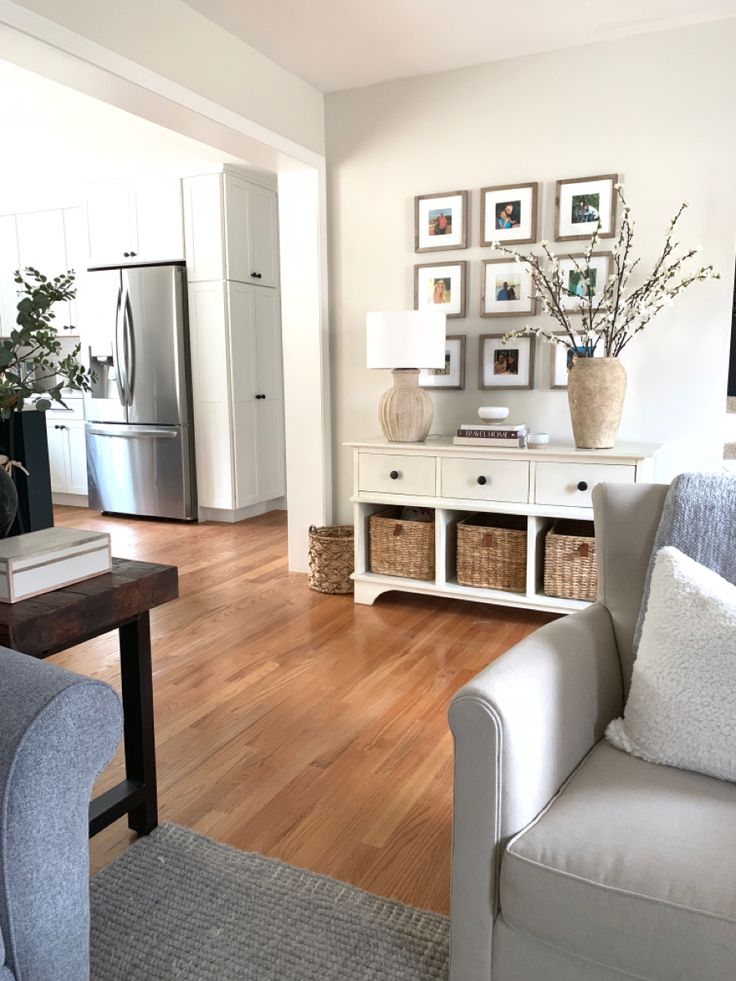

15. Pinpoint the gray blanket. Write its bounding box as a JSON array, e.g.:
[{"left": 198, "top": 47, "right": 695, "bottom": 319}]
[{"left": 633, "top": 472, "right": 736, "bottom": 653}]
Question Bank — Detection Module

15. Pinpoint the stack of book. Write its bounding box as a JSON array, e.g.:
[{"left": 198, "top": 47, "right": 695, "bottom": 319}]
[{"left": 453, "top": 423, "right": 528, "bottom": 447}]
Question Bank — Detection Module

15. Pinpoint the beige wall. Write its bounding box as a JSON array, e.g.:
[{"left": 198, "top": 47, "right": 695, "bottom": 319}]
[
  {"left": 326, "top": 20, "right": 736, "bottom": 522},
  {"left": 10, "top": 0, "right": 325, "bottom": 154}
]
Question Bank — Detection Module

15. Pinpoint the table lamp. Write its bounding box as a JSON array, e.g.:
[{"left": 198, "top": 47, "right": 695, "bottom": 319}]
[{"left": 366, "top": 309, "right": 447, "bottom": 443}]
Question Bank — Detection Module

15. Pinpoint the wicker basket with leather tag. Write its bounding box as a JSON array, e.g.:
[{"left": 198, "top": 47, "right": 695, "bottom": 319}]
[
  {"left": 456, "top": 513, "right": 527, "bottom": 592},
  {"left": 544, "top": 519, "right": 597, "bottom": 601},
  {"left": 369, "top": 507, "right": 435, "bottom": 581}
]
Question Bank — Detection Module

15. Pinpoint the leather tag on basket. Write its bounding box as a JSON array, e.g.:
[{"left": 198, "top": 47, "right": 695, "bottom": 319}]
[
  {"left": 393, "top": 524, "right": 403, "bottom": 537},
  {"left": 483, "top": 533, "right": 495, "bottom": 548},
  {"left": 577, "top": 543, "right": 590, "bottom": 558}
]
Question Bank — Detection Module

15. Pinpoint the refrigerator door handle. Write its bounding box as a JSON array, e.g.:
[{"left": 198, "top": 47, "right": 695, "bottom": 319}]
[
  {"left": 113, "top": 283, "right": 127, "bottom": 407},
  {"left": 87, "top": 425, "right": 179, "bottom": 439},
  {"left": 123, "top": 286, "right": 136, "bottom": 407}
]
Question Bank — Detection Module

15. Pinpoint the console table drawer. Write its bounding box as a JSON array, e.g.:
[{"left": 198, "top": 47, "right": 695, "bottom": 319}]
[
  {"left": 535, "top": 462, "right": 635, "bottom": 508},
  {"left": 358, "top": 453, "right": 436, "bottom": 496},
  {"left": 441, "top": 458, "right": 529, "bottom": 503}
]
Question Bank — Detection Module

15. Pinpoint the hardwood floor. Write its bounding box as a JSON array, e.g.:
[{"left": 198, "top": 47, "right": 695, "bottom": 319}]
[{"left": 52, "top": 505, "right": 554, "bottom": 914}]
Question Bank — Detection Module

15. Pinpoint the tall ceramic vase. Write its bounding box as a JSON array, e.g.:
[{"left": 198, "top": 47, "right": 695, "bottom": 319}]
[{"left": 567, "top": 358, "right": 627, "bottom": 449}]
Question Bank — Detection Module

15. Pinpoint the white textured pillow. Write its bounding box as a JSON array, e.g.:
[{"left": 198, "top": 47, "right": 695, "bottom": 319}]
[{"left": 606, "top": 545, "right": 736, "bottom": 782}]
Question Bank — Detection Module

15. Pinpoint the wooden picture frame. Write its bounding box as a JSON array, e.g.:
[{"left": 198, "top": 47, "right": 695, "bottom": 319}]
[
  {"left": 419, "top": 335, "right": 466, "bottom": 390},
  {"left": 557, "top": 252, "right": 611, "bottom": 313},
  {"left": 549, "top": 332, "right": 604, "bottom": 389},
  {"left": 555, "top": 173, "right": 618, "bottom": 241},
  {"left": 414, "top": 190, "right": 469, "bottom": 252},
  {"left": 481, "top": 258, "right": 535, "bottom": 317},
  {"left": 414, "top": 261, "right": 467, "bottom": 318},
  {"left": 479, "top": 333, "right": 535, "bottom": 390},
  {"left": 480, "top": 181, "right": 538, "bottom": 246}
]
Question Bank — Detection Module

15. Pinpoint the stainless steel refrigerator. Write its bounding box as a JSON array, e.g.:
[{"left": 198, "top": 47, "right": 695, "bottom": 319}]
[{"left": 84, "top": 262, "right": 197, "bottom": 520}]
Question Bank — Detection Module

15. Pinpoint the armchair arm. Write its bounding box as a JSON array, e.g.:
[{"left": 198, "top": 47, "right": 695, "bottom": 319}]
[
  {"left": 0, "top": 648, "right": 122, "bottom": 981},
  {"left": 448, "top": 602, "right": 623, "bottom": 981}
]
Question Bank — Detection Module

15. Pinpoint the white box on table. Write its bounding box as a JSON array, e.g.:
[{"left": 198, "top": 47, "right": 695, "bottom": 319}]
[{"left": 0, "top": 527, "right": 112, "bottom": 604}]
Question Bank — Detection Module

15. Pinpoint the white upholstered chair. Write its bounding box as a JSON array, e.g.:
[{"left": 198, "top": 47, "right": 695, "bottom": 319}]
[{"left": 448, "top": 482, "right": 736, "bottom": 981}]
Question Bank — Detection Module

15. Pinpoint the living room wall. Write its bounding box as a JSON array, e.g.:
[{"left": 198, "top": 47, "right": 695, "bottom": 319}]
[{"left": 326, "top": 19, "right": 736, "bottom": 522}]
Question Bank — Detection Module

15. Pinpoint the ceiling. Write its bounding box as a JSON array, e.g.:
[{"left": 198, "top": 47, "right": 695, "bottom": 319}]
[
  {"left": 0, "top": 59, "right": 244, "bottom": 214},
  {"left": 184, "top": 0, "right": 736, "bottom": 92}
]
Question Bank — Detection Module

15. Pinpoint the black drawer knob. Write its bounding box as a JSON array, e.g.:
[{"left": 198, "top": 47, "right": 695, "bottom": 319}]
[
  {"left": 130, "top": 251, "right": 137, "bottom": 257},
  {"left": 477, "top": 475, "right": 487, "bottom": 486},
  {"left": 251, "top": 272, "right": 263, "bottom": 279},
  {"left": 577, "top": 481, "right": 589, "bottom": 492},
  {"left": 123, "top": 252, "right": 130, "bottom": 258},
  {"left": 389, "top": 470, "right": 400, "bottom": 480}
]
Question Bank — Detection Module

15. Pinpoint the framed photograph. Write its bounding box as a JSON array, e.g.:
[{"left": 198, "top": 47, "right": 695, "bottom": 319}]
[
  {"left": 419, "top": 334, "right": 466, "bottom": 390},
  {"left": 550, "top": 333, "right": 604, "bottom": 389},
  {"left": 481, "top": 181, "right": 538, "bottom": 246},
  {"left": 415, "top": 190, "right": 469, "bottom": 252},
  {"left": 555, "top": 174, "right": 618, "bottom": 241},
  {"left": 414, "top": 261, "right": 467, "bottom": 318},
  {"left": 557, "top": 253, "right": 611, "bottom": 311},
  {"left": 481, "top": 259, "right": 535, "bottom": 317},
  {"left": 479, "top": 333, "right": 535, "bottom": 390}
]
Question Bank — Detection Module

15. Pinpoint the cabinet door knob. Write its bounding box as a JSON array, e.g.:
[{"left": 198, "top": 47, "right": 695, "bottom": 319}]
[
  {"left": 577, "top": 480, "right": 589, "bottom": 492},
  {"left": 477, "top": 475, "right": 487, "bottom": 485},
  {"left": 54, "top": 424, "right": 59, "bottom": 430},
  {"left": 123, "top": 252, "right": 130, "bottom": 258},
  {"left": 389, "top": 470, "right": 400, "bottom": 480},
  {"left": 251, "top": 272, "right": 262, "bottom": 279},
  {"left": 255, "top": 393, "right": 266, "bottom": 399},
  {"left": 130, "top": 251, "right": 137, "bottom": 257}
]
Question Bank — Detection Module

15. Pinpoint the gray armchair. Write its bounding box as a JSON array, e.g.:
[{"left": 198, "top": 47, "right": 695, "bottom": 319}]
[
  {"left": 0, "top": 648, "right": 122, "bottom": 981},
  {"left": 449, "top": 483, "right": 736, "bottom": 981}
]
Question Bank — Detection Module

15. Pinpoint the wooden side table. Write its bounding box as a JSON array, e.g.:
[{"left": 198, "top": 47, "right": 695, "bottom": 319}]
[{"left": 0, "top": 557, "right": 178, "bottom": 837}]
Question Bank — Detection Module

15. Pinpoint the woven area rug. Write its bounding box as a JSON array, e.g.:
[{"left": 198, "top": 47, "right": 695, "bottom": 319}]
[{"left": 90, "top": 823, "right": 449, "bottom": 980}]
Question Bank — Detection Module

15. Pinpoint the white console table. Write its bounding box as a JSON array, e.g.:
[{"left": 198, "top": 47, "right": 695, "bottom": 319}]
[{"left": 348, "top": 437, "right": 660, "bottom": 614}]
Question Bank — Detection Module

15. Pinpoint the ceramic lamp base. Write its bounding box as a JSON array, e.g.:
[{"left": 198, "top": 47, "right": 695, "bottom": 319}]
[{"left": 378, "top": 369, "right": 433, "bottom": 443}]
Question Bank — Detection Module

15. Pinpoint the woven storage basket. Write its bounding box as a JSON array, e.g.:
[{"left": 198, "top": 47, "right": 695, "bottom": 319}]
[
  {"left": 307, "top": 525, "right": 354, "bottom": 594},
  {"left": 544, "top": 520, "right": 597, "bottom": 601},
  {"left": 456, "top": 513, "right": 526, "bottom": 592},
  {"left": 369, "top": 508, "right": 434, "bottom": 581}
]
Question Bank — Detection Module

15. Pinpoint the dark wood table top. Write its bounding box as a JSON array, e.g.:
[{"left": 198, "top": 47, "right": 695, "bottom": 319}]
[{"left": 0, "top": 557, "right": 178, "bottom": 657}]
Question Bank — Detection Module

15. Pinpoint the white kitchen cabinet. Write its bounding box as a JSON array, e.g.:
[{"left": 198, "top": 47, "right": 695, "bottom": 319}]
[
  {"left": 46, "top": 405, "right": 88, "bottom": 498},
  {"left": 229, "top": 283, "right": 285, "bottom": 507},
  {"left": 0, "top": 215, "right": 19, "bottom": 337},
  {"left": 85, "top": 177, "right": 184, "bottom": 267},
  {"left": 11, "top": 206, "right": 85, "bottom": 336},
  {"left": 188, "top": 280, "right": 285, "bottom": 513},
  {"left": 183, "top": 170, "right": 279, "bottom": 287}
]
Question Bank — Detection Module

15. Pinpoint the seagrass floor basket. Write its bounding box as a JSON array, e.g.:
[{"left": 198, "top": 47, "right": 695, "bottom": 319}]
[
  {"left": 369, "top": 507, "right": 435, "bottom": 581},
  {"left": 307, "top": 525, "right": 354, "bottom": 594},
  {"left": 456, "top": 513, "right": 526, "bottom": 592},
  {"left": 544, "top": 519, "right": 597, "bottom": 601}
]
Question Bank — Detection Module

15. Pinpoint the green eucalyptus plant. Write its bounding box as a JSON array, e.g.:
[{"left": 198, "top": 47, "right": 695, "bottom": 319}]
[{"left": 1, "top": 267, "right": 93, "bottom": 421}]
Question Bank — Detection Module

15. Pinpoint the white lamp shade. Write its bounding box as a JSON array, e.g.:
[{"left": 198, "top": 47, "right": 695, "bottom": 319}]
[{"left": 366, "top": 310, "right": 447, "bottom": 370}]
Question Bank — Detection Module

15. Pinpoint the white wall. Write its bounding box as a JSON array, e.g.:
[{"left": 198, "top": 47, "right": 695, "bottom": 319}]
[
  {"left": 7, "top": 0, "right": 325, "bottom": 155},
  {"left": 326, "top": 20, "right": 736, "bottom": 522}
]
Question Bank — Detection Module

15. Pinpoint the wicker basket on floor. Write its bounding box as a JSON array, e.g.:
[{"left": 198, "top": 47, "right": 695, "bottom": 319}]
[
  {"left": 456, "top": 514, "right": 527, "bottom": 592},
  {"left": 369, "top": 508, "right": 435, "bottom": 581},
  {"left": 544, "top": 520, "right": 597, "bottom": 601},
  {"left": 308, "top": 525, "right": 354, "bottom": 594}
]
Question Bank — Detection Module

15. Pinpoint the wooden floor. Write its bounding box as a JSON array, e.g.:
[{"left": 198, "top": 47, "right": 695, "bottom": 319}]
[{"left": 52, "top": 505, "right": 553, "bottom": 914}]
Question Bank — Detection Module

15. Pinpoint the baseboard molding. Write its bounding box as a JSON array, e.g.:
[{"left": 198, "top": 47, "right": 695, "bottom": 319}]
[
  {"left": 52, "top": 493, "right": 89, "bottom": 508},
  {"left": 199, "top": 498, "right": 287, "bottom": 523}
]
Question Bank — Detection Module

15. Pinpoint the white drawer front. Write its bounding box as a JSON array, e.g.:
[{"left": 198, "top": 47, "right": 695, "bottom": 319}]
[
  {"left": 441, "top": 457, "right": 529, "bottom": 503},
  {"left": 535, "top": 462, "right": 635, "bottom": 508},
  {"left": 358, "top": 453, "right": 436, "bottom": 496}
]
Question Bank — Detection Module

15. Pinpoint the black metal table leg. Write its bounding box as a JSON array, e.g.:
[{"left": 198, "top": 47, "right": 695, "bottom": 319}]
[{"left": 119, "top": 613, "right": 159, "bottom": 835}]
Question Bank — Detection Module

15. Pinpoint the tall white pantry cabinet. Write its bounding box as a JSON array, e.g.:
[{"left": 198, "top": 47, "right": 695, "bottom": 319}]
[{"left": 183, "top": 171, "right": 285, "bottom": 518}]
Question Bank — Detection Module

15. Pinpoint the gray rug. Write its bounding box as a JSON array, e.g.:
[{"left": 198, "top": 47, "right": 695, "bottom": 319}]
[{"left": 90, "top": 823, "right": 449, "bottom": 980}]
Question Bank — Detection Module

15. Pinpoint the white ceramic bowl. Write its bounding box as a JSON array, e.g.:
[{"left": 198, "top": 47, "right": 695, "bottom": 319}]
[{"left": 478, "top": 406, "right": 510, "bottom": 422}]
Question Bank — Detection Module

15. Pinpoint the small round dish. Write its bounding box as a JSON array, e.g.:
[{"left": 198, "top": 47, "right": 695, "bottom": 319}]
[{"left": 478, "top": 406, "right": 509, "bottom": 422}]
